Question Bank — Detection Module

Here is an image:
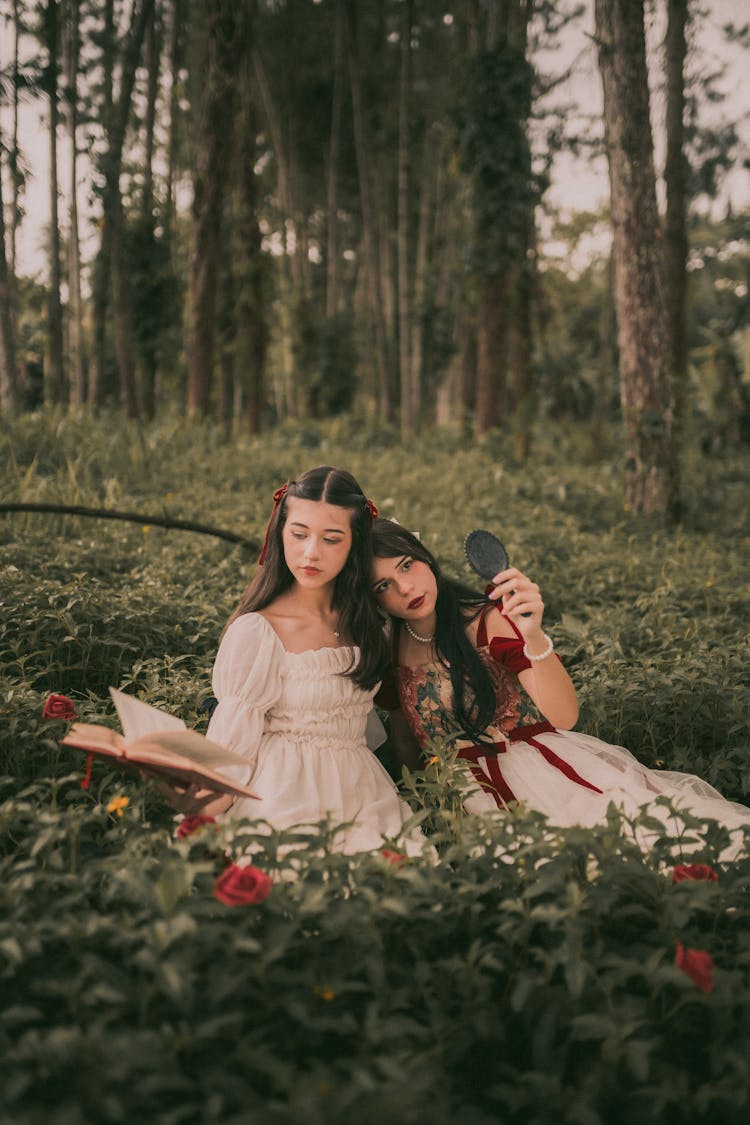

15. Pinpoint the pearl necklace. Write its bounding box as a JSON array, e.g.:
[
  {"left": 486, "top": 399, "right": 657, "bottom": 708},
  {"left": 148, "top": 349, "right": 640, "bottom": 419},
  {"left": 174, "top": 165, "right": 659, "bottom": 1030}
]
[{"left": 405, "top": 621, "right": 435, "bottom": 644}]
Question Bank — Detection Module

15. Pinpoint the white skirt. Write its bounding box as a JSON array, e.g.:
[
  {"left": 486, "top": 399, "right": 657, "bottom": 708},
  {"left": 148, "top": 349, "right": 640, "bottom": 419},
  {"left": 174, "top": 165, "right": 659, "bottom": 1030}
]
[{"left": 456, "top": 724, "right": 750, "bottom": 858}]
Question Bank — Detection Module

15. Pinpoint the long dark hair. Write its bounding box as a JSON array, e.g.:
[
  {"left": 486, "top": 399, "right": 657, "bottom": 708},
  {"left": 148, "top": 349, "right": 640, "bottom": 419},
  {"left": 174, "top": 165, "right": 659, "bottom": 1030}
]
[
  {"left": 229, "top": 467, "right": 388, "bottom": 691},
  {"left": 371, "top": 518, "right": 497, "bottom": 739}
]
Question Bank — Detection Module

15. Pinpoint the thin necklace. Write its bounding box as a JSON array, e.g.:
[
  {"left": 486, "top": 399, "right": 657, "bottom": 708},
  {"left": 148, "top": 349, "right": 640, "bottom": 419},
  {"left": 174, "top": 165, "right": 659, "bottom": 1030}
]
[{"left": 404, "top": 620, "right": 435, "bottom": 644}]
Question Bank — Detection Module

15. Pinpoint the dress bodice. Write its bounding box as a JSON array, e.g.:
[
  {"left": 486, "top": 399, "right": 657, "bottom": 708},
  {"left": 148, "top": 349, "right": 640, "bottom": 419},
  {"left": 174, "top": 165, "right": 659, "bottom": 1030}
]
[
  {"left": 265, "top": 644, "right": 375, "bottom": 750},
  {"left": 393, "top": 609, "right": 540, "bottom": 750}
]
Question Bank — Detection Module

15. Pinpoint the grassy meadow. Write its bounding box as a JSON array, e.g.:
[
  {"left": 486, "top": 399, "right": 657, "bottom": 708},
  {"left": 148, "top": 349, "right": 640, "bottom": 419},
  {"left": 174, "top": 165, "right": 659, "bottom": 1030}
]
[{"left": 1, "top": 410, "right": 750, "bottom": 1124}]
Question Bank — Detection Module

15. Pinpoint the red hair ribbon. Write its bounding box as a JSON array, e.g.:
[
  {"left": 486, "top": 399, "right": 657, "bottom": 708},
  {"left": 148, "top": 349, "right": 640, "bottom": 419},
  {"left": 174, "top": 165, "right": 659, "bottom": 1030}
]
[
  {"left": 365, "top": 499, "right": 379, "bottom": 522},
  {"left": 258, "top": 483, "right": 288, "bottom": 565}
]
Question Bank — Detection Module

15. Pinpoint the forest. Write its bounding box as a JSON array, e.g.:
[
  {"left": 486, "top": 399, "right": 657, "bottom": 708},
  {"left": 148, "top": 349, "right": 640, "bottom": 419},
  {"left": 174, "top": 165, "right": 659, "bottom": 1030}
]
[
  {"left": 2, "top": 2, "right": 750, "bottom": 1123},
  {"left": 0, "top": 0, "right": 748, "bottom": 517}
]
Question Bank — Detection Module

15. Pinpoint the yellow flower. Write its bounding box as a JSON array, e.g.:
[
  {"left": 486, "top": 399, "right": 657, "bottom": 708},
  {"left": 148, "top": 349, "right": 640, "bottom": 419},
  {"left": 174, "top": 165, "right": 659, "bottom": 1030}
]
[
  {"left": 314, "top": 986, "right": 336, "bottom": 1001},
  {"left": 426, "top": 755, "right": 438, "bottom": 766},
  {"left": 623, "top": 503, "right": 632, "bottom": 512},
  {"left": 142, "top": 525, "right": 151, "bottom": 534},
  {"left": 704, "top": 580, "right": 714, "bottom": 588},
  {"left": 107, "top": 796, "right": 130, "bottom": 817}
]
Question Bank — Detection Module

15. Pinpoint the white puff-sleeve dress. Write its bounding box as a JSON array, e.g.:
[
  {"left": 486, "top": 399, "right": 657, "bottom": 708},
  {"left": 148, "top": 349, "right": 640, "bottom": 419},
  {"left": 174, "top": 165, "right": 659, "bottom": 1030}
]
[{"left": 206, "top": 612, "right": 424, "bottom": 854}]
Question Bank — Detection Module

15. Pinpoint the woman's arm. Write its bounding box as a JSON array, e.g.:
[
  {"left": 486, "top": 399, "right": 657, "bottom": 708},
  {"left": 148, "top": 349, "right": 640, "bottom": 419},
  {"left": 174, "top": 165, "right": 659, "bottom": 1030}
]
[{"left": 485, "top": 570, "right": 579, "bottom": 730}]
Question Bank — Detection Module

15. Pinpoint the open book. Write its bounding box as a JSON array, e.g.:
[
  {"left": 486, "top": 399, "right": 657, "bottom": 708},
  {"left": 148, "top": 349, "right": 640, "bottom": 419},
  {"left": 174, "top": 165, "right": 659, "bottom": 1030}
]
[{"left": 61, "top": 688, "right": 258, "bottom": 799}]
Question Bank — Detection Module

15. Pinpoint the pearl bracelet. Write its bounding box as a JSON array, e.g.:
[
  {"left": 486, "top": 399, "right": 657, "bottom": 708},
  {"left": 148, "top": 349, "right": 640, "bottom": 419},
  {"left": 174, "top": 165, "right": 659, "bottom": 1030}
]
[{"left": 523, "top": 633, "right": 554, "bottom": 662}]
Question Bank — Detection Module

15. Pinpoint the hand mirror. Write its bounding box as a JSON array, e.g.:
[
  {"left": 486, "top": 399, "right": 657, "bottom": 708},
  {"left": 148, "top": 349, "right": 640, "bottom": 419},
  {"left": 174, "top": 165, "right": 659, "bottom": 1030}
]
[{"left": 464, "top": 529, "right": 509, "bottom": 581}]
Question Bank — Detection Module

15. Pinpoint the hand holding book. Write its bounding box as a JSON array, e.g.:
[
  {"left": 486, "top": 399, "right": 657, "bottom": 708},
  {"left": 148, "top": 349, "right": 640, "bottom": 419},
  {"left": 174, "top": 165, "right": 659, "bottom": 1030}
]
[{"left": 61, "top": 688, "right": 258, "bottom": 799}]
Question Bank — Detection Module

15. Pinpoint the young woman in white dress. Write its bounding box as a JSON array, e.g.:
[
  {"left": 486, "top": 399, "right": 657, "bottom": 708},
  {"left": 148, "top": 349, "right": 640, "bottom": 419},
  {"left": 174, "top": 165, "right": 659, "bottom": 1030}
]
[
  {"left": 164, "top": 468, "right": 423, "bottom": 855},
  {"left": 370, "top": 519, "right": 750, "bottom": 858}
]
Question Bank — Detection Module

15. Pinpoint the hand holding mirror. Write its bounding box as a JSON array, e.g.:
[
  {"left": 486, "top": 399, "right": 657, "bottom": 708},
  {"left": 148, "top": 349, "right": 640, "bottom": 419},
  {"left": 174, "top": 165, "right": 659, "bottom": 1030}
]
[{"left": 464, "top": 529, "right": 531, "bottom": 616}]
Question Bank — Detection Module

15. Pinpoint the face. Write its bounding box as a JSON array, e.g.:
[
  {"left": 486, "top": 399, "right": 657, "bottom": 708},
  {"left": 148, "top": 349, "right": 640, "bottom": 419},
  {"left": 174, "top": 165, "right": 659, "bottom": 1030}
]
[
  {"left": 372, "top": 553, "right": 438, "bottom": 623},
  {"left": 281, "top": 496, "right": 353, "bottom": 589}
]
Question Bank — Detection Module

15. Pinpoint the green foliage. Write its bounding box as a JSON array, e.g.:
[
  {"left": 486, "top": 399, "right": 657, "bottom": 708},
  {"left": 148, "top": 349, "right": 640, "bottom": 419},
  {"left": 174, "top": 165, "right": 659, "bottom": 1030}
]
[
  {"left": 454, "top": 44, "right": 537, "bottom": 273},
  {"left": 1, "top": 412, "right": 750, "bottom": 1121}
]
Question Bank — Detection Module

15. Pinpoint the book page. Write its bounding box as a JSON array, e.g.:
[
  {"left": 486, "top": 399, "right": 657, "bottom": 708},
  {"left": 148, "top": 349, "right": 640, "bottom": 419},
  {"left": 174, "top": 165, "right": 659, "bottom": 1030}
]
[
  {"left": 109, "top": 686, "right": 186, "bottom": 742},
  {"left": 132, "top": 729, "right": 251, "bottom": 769}
]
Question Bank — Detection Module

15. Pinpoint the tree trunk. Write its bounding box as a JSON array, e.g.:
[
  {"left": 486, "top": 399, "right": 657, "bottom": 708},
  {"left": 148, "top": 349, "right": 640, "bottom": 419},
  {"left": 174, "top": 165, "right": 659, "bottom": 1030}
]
[
  {"left": 411, "top": 140, "right": 432, "bottom": 425},
  {"left": 508, "top": 213, "right": 535, "bottom": 460},
  {"left": 595, "top": 0, "right": 679, "bottom": 519},
  {"left": 234, "top": 73, "right": 268, "bottom": 437},
  {"left": 346, "top": 0, "right": 392, "bottom": 420},
  {"left": 664, "top": 0, "right": 689, "bottom": 481},
  {"left": 252, "top": 42, "right": 305, "bottom": 417},
  {"left": 10, "top": 0, "right": 21, "bottom": 279},
  {"left": 589, "top": 250, "right": 617, "bottom": 457},
  {"left": 325, "top": 0, "right": 345, "bottom": 319},
  {"left": 218, "top": 237, "right": 237, "bottom": 436},
  {"left": 110, "top": 197, "right": 140, "bottom": 419},
  {"left": 0, "top": 118, "right": 19, "bottom": 412},
  {"left": 463, "top": 4, "right": 534, "bottom": 437},
  {"left": 65, "top": 0, "right": 87, "bottom": 407},
  {"left": 186, "top": 0, "right": 244, "bottom": 416},
  {"left": 138, "top": 1, "right": 162, "bottom": 419},
  {"left": 44, "top": 0, "right": 65, "bottom": 406},
  {"left": 476, "top": 276, "right": 508, "bottom": 432},
  {"left": 397, "top": 0, "right": 414, "bottom": 436},
  {"left": 89, "top": 0, "right": 155, "bottom": 407},
  {"left": 165, "top": 0, "right": 184, "bottom": 238}
]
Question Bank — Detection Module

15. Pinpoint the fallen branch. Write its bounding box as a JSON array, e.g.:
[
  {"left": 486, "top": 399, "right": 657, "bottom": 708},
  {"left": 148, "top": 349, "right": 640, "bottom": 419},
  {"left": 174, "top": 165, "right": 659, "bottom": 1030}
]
[{"left": 0, "top": 502, "right": 259, "bottom": 550}]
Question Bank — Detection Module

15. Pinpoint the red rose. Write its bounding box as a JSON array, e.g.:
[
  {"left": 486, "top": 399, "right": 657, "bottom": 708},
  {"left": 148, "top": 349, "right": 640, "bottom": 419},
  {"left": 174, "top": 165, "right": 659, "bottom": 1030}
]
[
  {"left": 42, "top": 694, "right": 78, "bottom": 721},
  {"left": 176, "top": 815, "right": 218, "bottom": 840},
  {"left": 675, "top": 941, "right": 715, "bottom": 993},
  {"left": 672, "top": 864, "right": 718, "bottom": 884},
  {"left": 213, "top": 862, "right": 272, "bottom": 906},
  {"left": 381, "top": 849, "right": 407, "bottom": 865}
]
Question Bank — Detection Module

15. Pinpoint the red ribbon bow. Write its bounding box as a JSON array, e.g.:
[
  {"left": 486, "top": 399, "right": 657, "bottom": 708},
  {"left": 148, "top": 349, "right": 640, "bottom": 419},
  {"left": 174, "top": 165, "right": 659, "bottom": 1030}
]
[
  {"left": 365, "top": 499, "right": 379, "bottom": 522},
  {"left": 258, "top": 483, "right": 288, "bottom": 565}
]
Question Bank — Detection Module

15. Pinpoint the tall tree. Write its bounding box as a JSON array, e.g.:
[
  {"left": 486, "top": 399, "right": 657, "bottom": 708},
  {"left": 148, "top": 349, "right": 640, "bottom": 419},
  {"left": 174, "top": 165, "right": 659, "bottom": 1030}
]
[
  {"left": 595, "top": 0, "right": 679, "bottom": 518},
  {"left": 325, "top": 0, "right": 345, "bottom": 320},
  {"left": 457, "top": 0, "right": 535, "bottom": 436},
  {"left": 42, "top": 0, "right": 65, "bottom": 404},
  {"left": 664, "top": 0, "right": 689, "bottom": 468},
  {"left": 397, "top": 0, "right": 415, "bottom": 435},
  {"left": 88, "top": 0, "right": 155, "bottom": 409},
  {"left": 346, "top": 0, "right": 392, "bottom": 420},
  {"left": 0, "top": 115, "right": 20, "bottom": 411},
  {"left": 64, "top": 0, "right": 86, "bottom": 406},
  {"left": 135, "top": 0, "right": 162, "bottom": 419},
  {"left": 234, "top": 66, "right": 268, "bottom": 435},
  {"left": 186, "top": 0, "right": 245, "bottom": 415}
]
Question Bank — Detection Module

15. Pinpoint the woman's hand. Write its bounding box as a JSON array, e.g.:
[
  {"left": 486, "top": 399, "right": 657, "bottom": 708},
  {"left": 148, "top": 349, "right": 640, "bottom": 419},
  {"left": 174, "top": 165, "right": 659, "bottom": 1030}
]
[
  {"left": 152, "top": 777, "right": 235, "bottom": 817},
  {"left": 487, "top": 567, "right": 546, "bottom": 646}
]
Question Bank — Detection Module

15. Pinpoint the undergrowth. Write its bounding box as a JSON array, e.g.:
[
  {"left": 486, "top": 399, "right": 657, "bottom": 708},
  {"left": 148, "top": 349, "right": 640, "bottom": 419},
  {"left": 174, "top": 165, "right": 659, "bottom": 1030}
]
[{"left": 1, "top": 410, "right": 749, "bottom": 1123}]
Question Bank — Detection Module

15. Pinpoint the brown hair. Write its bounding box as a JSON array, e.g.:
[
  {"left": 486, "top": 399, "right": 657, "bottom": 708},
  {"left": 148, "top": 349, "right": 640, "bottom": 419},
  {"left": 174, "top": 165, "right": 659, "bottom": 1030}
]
[{"left": 229, "top": 467, "right": 388, "bottom": 691}]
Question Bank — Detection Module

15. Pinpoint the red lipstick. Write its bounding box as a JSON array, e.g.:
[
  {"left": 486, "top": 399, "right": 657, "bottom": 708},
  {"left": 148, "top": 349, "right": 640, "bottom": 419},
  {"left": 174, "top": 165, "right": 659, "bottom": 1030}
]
[{"left": 408, "top": 595, "right": 425, "bottom": 610}]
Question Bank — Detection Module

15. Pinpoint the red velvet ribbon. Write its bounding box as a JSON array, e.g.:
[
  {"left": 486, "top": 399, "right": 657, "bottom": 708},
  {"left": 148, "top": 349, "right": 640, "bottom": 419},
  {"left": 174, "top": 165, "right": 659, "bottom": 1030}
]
[
  {"left": 258, "top": 483, "right": 288, "bottom": 565},
  {"left": 457, "top": 722, "right": 602, "bottom": 810}
]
